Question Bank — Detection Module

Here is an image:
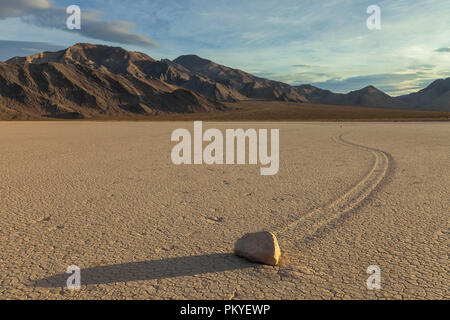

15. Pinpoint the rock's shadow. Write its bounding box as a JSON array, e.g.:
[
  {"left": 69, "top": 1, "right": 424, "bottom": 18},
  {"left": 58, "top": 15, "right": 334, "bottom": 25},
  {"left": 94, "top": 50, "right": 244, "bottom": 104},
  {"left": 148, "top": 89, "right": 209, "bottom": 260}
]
[{"left": 33, "top": 253, "right": 253, "bottom": 288}]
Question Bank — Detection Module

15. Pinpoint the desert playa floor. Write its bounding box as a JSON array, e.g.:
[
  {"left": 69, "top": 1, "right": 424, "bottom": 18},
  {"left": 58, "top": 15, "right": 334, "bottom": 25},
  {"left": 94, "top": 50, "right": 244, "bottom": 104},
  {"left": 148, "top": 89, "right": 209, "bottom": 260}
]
[{"left": 0, "top": 121, "right": 448, "bottom": 300}]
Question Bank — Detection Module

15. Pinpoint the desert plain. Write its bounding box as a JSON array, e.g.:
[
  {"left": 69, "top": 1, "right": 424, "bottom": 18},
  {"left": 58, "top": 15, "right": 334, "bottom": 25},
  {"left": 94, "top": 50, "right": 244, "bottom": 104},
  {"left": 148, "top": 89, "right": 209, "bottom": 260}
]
[{"left": 0, "top": 121, "right": 448, "bottom": 299}]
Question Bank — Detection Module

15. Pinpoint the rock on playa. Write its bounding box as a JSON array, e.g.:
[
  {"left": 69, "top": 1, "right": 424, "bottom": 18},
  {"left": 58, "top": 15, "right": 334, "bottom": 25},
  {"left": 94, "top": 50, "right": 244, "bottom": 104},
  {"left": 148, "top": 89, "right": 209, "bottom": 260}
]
[{"left": 234, "top": 231, "right": 281, "bottom": 266}]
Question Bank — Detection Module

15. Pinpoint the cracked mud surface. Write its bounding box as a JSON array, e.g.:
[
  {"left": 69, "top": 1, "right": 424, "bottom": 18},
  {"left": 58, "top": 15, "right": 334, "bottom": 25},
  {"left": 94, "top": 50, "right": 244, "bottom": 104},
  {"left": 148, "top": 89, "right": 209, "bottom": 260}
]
[{"left": 0, "top": 122, "right": 448, "bottom": 299}]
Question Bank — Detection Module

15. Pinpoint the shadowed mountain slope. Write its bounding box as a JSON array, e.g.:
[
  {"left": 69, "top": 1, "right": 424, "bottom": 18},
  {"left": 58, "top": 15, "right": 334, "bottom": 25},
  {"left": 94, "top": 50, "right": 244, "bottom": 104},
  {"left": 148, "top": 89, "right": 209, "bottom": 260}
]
[
  {"left": 398, "top": 78, "right": 450, "bottom": 111},
  {"left": 0, "top": 61, "right": 225, "bottom": 120},
  {"left": 3, "top": 44, "right": 449, "bottom": 117},
  {"left": 7, "top": 44, "right": 249, "bottom": 102},
  {"left": 174, "top": 54, "right": 308, "bottom": 102}
]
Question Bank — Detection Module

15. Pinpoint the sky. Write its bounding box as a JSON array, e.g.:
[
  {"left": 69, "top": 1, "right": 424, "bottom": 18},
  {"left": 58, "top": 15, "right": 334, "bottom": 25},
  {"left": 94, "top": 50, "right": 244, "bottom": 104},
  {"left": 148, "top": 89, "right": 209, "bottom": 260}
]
[{"left": 0, "top": 0, "right": 449, "bottom": 96}]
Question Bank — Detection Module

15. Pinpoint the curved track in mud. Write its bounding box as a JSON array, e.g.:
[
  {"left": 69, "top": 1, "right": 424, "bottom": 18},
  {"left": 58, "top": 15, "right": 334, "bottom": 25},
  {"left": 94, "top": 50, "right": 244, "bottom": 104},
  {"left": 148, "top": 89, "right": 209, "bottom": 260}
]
[{"left": 275, "top": 134, "right": 392, "bottom": 241}]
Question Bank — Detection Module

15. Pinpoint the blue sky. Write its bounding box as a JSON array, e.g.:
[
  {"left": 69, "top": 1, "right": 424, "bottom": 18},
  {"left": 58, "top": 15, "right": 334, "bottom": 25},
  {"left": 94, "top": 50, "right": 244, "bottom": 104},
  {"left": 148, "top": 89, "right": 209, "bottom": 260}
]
[{"left": 0, "top": 0, "right": 449, "bottom": 95}]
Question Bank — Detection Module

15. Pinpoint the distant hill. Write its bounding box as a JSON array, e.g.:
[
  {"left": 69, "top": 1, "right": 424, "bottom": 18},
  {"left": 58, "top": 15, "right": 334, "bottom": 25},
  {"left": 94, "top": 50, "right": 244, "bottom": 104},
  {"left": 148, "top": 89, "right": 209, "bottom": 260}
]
[
  {"left": 1, "top": 43, "right": 449, "bottom": 119},
  {"left": 173, "top": 55, "right": 308, "bottom": 102},
  {"left": 296, "top": 84, "right": 410, "bottom": 109},
  {"left": 397, "top": 78, "right": 450, "bottom": 111}
]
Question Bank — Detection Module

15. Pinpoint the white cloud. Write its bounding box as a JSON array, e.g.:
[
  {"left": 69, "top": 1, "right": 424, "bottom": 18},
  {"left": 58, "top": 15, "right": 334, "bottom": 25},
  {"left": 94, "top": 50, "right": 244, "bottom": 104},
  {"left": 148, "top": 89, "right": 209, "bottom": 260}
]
[
  {"left": 22, "top": 8, "right": 159, "bottom": 48},
  {"left": 0, "top": 1, "right": 158, "bottom": 48},
  {"left": 0, "top": 0, "right": 51, "bottom": 19}
]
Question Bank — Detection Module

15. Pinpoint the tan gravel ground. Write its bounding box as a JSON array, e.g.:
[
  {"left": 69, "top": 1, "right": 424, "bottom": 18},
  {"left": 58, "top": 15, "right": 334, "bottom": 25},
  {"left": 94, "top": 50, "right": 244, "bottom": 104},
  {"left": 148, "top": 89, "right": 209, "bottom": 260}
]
[{"left": 0, "top": 121, "right": 448, "bottom": 300}]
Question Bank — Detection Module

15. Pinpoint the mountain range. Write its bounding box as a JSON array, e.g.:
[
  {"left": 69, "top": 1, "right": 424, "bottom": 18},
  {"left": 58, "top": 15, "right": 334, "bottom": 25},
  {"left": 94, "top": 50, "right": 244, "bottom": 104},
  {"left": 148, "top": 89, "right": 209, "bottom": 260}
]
[{"left": 1, "top": 43, "right": 449, "bottom": 119}]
